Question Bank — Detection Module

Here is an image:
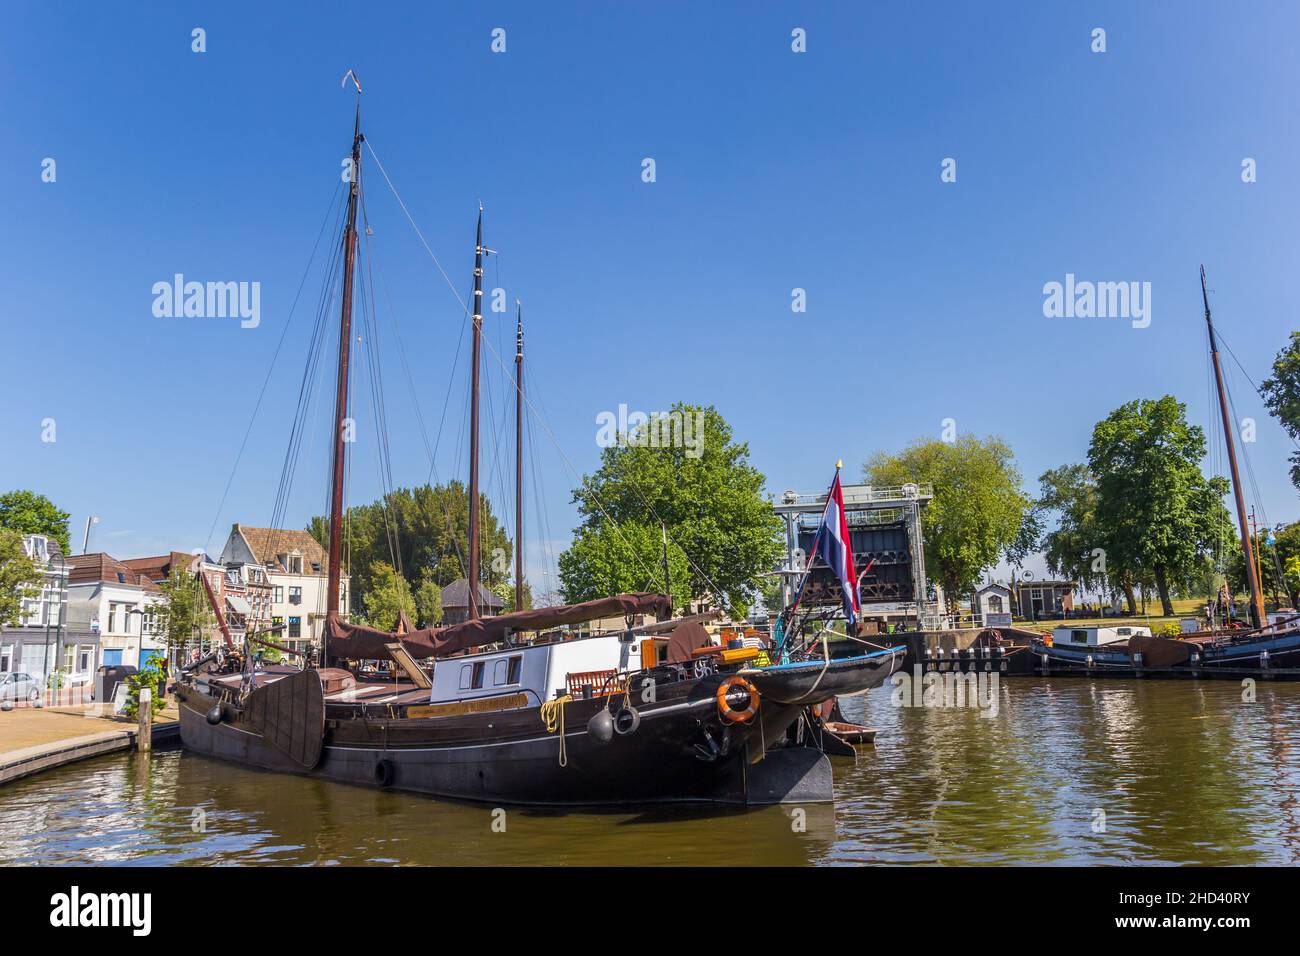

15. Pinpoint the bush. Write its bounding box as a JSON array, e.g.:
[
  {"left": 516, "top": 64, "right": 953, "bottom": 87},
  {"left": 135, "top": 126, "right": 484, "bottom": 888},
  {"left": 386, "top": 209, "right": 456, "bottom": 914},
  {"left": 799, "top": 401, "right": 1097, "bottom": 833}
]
[{"left": 124, "top": 657, "right": 167, "bottom": 718}]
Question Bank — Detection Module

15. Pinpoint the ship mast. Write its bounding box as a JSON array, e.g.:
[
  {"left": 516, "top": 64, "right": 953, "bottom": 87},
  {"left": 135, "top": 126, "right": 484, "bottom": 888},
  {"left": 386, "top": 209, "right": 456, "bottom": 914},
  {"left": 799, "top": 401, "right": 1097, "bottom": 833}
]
[
  {"left": 325, "top": 94, "right": 363, "bottom": 660},
  {"left": 514, "top": 302, "right": 524, "bottom": 613},
  {"left": 466, "top": 207, "right": 486, "bottom": 620},
  {"left": 1202, "top": 265, "right": 1266, "bottom": 629}
]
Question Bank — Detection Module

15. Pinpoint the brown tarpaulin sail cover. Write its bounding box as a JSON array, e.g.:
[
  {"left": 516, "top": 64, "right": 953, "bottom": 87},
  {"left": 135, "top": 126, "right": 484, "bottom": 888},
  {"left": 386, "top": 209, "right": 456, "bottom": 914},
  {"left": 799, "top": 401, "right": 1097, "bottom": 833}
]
[{"left": 325, "top": 592, "right": 671, "bottom": 661}]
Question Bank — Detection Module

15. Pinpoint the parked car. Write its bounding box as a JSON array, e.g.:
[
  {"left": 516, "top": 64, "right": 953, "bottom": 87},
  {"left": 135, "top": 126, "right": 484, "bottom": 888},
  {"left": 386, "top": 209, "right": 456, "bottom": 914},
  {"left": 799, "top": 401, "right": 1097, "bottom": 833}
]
[{"left": 0, "top": 672, "right": 42, "bottom": 702}]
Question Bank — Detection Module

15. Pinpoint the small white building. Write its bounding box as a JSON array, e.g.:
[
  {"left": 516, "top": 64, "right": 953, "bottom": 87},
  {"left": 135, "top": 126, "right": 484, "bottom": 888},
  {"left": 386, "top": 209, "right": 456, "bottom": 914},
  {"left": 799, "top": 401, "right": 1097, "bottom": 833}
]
[
  {"left": 974, "top": 583, "right": 1013, "bottom": 625},
  {"left": 219, "top": 524, "right": 348, "bottom": 656}
]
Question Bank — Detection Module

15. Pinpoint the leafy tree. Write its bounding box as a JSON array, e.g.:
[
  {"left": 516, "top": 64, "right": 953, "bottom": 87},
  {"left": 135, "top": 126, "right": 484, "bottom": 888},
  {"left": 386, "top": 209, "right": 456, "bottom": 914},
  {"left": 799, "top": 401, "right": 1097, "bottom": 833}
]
[
  {"left": 362, "top": 561, "right": 416, "bottom": 631},
  {"left": 865, "top": 435, "right": 1032, "bottom": 603},
  {"left": 560, "top": 521, "right": 693, "bottom": 608},
  {"left": 311, "top": 482, "right": 515, "bottom": 623},
  {"left": 0, "top": 490, "right": 70, "bottom": 555},
  {"left": 560, "top": 403, "right": 784, "bottom": 614},
  {"left": 1226, "top": 521, "right": 1299, "bottom": 609},
  {"left": 1087, "top": 396, "right": 1234, "bottom": 617},
  {"left": 490, "top": 579, "right": 533, "bottom": 614},
  {"left": 1260, "top": 332, "right": 1300, "bottom": 491},
  {"left": 152, "top": 567, "right": 214, "bottom": 652},
  {"left": 0, "top": 528, "right": 43, "bottom": 627},
  {"left": 413, "top": 571, "right": 443, "bottom": 627}
]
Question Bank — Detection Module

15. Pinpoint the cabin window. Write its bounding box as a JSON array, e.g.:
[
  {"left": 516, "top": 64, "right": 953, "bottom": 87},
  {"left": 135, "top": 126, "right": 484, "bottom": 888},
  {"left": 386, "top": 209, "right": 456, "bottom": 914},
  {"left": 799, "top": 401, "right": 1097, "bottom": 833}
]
[
  {"left": 459, "top": 664, "right": 473, "bottom": 690},
  {"left": 491, "top": 656, "right": 523, "bottom": 686},
  {"left": 471, "top": 662, "right": 485, "bottom": 689},
  {"left": 1117, "top": 627, "right": 1132, "bottom": 636},
  {"left": 987, "top": 595, "right": 1003, "bottom": 613},
  {"left": 1070, "top": 630, "right": 1088, "bottom": 644}
]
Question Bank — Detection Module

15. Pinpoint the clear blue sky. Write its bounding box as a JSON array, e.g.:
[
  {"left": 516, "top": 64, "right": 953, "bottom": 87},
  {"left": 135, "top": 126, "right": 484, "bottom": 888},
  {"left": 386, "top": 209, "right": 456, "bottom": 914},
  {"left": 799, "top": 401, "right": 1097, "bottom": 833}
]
[{"left": 3, "top": 2, "right": 1298, "bottom": 594}]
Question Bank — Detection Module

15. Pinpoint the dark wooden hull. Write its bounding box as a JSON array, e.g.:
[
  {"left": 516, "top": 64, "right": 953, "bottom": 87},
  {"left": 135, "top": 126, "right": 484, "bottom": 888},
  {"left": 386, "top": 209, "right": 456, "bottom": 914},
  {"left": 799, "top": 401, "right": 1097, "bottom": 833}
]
[
  {"left": 1029, "top": 627, "right": 1300, "bottom": 678},
  {"left": 176, "top": 672, "right": 819, "bottom": 806},
  {"left": 740, "top": 647, "right": 903, "bottom": 704}
]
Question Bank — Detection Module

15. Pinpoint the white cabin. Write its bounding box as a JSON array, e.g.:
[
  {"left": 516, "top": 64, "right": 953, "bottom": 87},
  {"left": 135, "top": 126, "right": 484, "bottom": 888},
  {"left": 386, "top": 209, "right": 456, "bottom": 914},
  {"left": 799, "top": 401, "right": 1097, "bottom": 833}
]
[
  {"left": 1052, "top": 625, "right": 1152, "bottom": 648},
  {"left": 426, "top": 633, "right": 644, "bottom": 706}
]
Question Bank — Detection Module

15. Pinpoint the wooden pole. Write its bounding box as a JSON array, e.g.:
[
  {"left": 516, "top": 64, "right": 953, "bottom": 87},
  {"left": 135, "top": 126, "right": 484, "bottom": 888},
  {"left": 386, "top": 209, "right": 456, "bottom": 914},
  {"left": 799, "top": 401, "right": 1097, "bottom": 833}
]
[
  {"left": 326, "top": 101, "right": 364, "bottom": 659},
  {"left": 1202, "top": 265, "right": 1266, "bottom": 628},
  {"left": 467, "top": 207, "right": 485, "bottom": 620},
  {"left": 137, "top": 687, "right": 152, "bottom": 753},
  {"left": 514, "top": 302, "right": 524, "bottom": 613}
]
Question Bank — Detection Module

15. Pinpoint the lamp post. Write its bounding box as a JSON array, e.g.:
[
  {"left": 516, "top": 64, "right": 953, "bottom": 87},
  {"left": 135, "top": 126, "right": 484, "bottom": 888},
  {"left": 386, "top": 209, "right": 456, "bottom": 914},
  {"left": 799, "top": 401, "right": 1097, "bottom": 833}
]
[{"left": 126, "top": 607, "right": 148, "bottom": 669}]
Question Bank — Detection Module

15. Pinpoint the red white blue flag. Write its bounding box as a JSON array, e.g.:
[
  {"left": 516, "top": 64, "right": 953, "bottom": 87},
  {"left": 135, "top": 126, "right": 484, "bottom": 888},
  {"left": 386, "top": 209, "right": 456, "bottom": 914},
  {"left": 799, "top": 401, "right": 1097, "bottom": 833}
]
[{"left": 809, "top": 467, "right": 860, "bottom": 627}]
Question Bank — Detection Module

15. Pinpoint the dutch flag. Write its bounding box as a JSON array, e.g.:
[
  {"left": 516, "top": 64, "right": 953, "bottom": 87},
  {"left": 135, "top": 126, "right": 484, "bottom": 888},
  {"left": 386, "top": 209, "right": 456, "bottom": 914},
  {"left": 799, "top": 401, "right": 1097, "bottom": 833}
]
[{"left": 807, "top": 466, "right": 860, "bottom": 628}]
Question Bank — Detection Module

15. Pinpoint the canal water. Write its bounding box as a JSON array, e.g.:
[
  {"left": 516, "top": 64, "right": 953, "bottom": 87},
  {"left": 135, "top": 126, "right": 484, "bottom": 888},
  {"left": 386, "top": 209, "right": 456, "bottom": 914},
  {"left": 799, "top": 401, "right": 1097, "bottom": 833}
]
[{"left": 3, "top": 679, "right": 1298, "bottom": 866}]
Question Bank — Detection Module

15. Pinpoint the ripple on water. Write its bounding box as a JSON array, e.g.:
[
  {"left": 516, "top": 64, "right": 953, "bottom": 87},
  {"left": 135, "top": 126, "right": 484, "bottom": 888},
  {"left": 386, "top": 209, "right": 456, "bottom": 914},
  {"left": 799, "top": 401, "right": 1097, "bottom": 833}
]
[{"left": 1, "top": 679, "right": 1298, "bottom": 865}]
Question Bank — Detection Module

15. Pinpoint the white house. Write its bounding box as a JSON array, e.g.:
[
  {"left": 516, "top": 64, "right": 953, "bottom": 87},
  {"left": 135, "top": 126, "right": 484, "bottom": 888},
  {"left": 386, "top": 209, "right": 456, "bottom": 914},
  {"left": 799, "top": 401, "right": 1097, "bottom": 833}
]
[
  {"left": 64, "top": 552, "right": 166, "bottom": 671},
  {"left": 219, "top": 524, "right": 348, "bottom": 656},
  {"left": 974, "top": 583, "right": 1013, "bottom": 625}
]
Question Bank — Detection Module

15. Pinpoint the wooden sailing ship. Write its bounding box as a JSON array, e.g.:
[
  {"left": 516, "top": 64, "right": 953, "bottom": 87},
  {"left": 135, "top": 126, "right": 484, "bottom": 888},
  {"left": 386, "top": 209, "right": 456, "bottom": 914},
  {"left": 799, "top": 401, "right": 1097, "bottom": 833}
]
[{"left": 173, "top": 87, "right": 903, "bottom": 805}]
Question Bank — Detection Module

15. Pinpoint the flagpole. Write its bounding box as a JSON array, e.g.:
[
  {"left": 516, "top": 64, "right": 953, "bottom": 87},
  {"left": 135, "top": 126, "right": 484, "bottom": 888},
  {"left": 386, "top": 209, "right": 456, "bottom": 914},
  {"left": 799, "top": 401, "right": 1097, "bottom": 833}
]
[{"left": 778, "top": 461, "right": 843, "bottom": 650}]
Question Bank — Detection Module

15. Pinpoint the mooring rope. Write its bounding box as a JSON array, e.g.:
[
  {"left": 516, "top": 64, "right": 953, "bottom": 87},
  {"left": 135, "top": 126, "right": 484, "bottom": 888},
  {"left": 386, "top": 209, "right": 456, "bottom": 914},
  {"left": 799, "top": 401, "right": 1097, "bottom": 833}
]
[{"left": 540, "top": 695, "right": 573, "bottom": 767}]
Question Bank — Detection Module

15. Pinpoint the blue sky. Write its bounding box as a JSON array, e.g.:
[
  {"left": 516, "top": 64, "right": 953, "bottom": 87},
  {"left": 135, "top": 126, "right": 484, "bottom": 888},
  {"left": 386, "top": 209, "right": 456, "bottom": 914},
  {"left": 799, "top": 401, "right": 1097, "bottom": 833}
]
[{"left": 3, "top": 2, "right": 1298, "bottom": 594}]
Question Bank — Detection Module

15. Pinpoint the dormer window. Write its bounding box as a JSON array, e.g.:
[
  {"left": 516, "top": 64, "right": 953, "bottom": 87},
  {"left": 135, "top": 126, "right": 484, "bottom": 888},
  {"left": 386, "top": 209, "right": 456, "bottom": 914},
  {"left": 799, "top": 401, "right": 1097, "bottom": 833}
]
[{"left": 288, "top": 554, "right": 303, "bottom": 574}]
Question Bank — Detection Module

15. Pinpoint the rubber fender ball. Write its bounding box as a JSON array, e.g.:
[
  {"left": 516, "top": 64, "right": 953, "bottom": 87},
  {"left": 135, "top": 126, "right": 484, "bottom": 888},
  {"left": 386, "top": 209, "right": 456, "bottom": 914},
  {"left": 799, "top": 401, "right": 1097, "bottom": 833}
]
[
  {"left": 586, "top": 709, "right": 615, "bottom": 744},
  {"left": 205, "top": 704, "right": 223, "bottom": 726},
  {"left": 613, "top": 706, "right": 641, "bottom": 736}
]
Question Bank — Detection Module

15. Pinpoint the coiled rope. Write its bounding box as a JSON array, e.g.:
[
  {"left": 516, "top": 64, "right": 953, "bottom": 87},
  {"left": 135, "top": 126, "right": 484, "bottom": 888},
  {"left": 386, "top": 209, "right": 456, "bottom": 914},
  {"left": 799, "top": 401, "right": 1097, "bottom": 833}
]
[{"left": 540, "top": 695, "right": 573, "bottom": 767}]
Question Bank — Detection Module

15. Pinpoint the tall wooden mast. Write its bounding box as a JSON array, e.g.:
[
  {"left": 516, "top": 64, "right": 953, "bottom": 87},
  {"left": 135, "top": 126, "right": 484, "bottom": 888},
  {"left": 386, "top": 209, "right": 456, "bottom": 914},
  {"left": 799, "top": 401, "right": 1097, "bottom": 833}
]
[
  {"left": 466, "top": 207, "right": 485, "bottom": 620},
  {"left": 326, "top": 96, "right": 363, "bottom": 655},
  {"left": 1202, "top": 265, "right": 1266, "bottom": 628},
  {"left": 514, "top": 302, "right": 524, "bottom": 612}
]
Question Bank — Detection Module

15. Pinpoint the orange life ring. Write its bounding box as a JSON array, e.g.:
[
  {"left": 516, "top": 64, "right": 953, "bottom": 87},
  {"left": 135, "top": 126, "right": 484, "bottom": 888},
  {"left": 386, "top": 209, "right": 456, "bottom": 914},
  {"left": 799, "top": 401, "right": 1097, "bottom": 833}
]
[{"left": 716, "top": 675, "right": 759, "bottom": 723}]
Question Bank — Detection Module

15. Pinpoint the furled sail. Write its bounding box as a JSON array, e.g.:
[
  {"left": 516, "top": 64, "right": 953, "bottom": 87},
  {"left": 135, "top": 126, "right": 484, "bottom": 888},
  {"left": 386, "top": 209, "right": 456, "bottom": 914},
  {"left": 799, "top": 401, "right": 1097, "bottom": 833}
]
[{"left": 325, "top": 592, "right": 672, "bottom": 660}]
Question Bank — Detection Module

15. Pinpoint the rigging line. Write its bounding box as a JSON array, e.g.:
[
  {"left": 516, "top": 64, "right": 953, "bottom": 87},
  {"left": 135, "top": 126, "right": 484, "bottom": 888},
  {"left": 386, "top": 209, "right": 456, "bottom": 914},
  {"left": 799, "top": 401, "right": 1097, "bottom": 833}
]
[
  {"left": 268, "top": 210, "right": 346, "bottom": 537},
  {"left": 365, "top": 143, "right": 661, "bottom": 589},
  {"left": 357, "top": 236, "right": 400, "bottom": 575},
  {"left": 366, "top": 233, "right": 474, "bottom": 587},
  {"left": 1217, "top": 329, "right": 1300, "bottom": 455},
  {"left": 358, "top": 192, "right": 404, "bottom": 573},
  {"left": 364, "top": 138, "right": 471, "bottom": 318},
  {"left": 202, "top": 181, "right": 346, "bottom": 552}
]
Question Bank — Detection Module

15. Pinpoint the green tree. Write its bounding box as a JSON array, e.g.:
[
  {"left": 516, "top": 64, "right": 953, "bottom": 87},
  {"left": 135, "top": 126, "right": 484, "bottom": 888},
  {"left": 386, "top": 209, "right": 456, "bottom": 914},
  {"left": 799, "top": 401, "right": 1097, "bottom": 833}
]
[
  {"left": 865, "top": 435, "right": 1032, "bottom": 603},
  {"left": 413, "top": 571, "right": 443, "bottom": 627},
  {"left": 363, "top": 561, "right": 416, "bottom": 631},
  {"left": 311, "top": 482, "right": 515, "bottom": 623},
  {"left": 1036, "top": 464, "right": 1129, "bottom": 609},
  {"left": 152, "top": 567, "right": 214, "bottom": 652},
  {"left": 0, "top": 528, "right": 43, "bottom": 627},
  {"left": 1087, "top": 396, "right": 1234, "bottom": 617},
  {"left": 560, "top": 403, "right": 784, "bottom": 614},
  {"left": 0, "top": 491, "right": 70, "bottom": 555},
  {"left": 490, "top": 579, "right": 533, "bottom": 614},
  {"left": 1260, "top": 332, "right": 1300, "bottom": 491},
  {"left": 560, "top": 521, "right": 693, "bottom": 608}
]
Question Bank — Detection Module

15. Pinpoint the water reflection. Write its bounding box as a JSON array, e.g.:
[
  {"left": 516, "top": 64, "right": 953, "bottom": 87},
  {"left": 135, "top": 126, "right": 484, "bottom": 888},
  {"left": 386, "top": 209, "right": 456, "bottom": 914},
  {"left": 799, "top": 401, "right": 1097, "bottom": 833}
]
[{"left": 2, "top": 680, "right": 1297, "bottom": 866}]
